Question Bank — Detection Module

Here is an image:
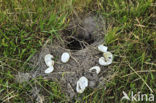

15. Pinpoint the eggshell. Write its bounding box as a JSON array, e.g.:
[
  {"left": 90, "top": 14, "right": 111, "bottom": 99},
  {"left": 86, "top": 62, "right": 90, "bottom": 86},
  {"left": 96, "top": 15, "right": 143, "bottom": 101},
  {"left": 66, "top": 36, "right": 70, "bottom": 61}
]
[
  {"left": 76, "top": 76, "right": 88, "bottom": 93},
  {"left": 44, "top": 66, "right": 54, "bottom": 74},
  {"left": 61, "top": 52, "right": 70, "bottom": 63},
  {"left": 44, "top": 54, "right": 53, "bottom": 61},
  {"left": 45, "top": 59, "right": 54, "bottom": 67},
  {"left": 76, "top": 81, "right": 84, "bottom": 93},
  {"left": 99, "top": 51, "right": 113, "bottom": 66},
  {"left": 44, "top": 54, "right": 54, "bottom": 67},
  {"left": 89, "top": 66, "right": 101, "bottom": 74},
  {"left": 98, "top": 44, "right": 108, "bottom": 53},
  {"left": 99, "top": 57, "right": 107, "bottom": 66},
  {"left": 103, "top": 52, "right": 113, "bottom": 61}
]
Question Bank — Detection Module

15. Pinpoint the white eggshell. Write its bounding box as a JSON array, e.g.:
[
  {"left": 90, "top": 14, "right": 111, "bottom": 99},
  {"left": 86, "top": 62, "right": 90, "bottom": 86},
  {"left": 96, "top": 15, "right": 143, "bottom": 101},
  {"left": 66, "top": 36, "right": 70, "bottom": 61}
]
[
  {"left": 76, "top": 76, "right": 88, "bottom": 93},
  {"left": 98, "top": 44, "right": 108, "bottom": 53},
  {"left": 99, "top": 57, "right": 112, "bottom": 66},
  {"left": 76, "top": 81, "right": 84, "bottom": 93},
  {"left": 99, "top": 52, "right": 113, "bottom": 66},
  {"left": 44, "top": 54, "right": 53, "bottom": 61},
  {"left": 61, "top": 52, "right": 70, "bottom": 63},
  {"left": 45, "top": 59, "right": 54, "bottom": 67},
  {"left": 44, "top": 66, "right": 54, "bottom": 74},
  {"left": 99, "top": 57, "right": 106, "bottom": 65},
  {"left": 44, "top": 54, "right": 54, "bottom": 67},
  {"left": 79, "top": 76, "right": 88, "bottom": 87},
  {"left": 103, "top": 52, "right": 113, "bottom": 61},
  {"left": 89, "top": 66, "right": 101, "bottom": 74}
]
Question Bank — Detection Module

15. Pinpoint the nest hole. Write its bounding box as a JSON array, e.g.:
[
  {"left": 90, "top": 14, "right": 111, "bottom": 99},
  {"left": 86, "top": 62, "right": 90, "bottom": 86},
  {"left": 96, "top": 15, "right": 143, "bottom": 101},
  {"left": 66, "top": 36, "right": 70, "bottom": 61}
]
[
  {"left": 66, "top": 38, "right": 84, "bottom": 50},
  {"left": 65, "top": 34, "right": 95, "bottom": 50}
]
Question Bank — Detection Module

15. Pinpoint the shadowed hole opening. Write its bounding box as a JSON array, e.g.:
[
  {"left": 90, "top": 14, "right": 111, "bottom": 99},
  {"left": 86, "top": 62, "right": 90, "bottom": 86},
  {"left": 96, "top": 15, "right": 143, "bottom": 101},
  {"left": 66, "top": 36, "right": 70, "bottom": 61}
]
[
  {"left": 63, "top": 26, "right": 95, "bottom": 50},
  {"left": 66, "top": 38, "right": 84, "bottom": 50},
  {"left": 65, "top": 35, "right": 95, "bottom": 50}
]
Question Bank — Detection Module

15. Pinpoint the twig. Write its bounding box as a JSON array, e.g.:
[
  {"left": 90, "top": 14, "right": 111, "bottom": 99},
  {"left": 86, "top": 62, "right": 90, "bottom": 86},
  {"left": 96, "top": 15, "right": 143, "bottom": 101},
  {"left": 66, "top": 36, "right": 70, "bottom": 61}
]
[
  {"left": 127, "top": 62, "right": 153, "bottom": 93},
  {"left": 122, "top": 70, "right": 156, "bottom": 77},
  {"left": 144, "top": 62, "right": 156, "bottom": 66}
]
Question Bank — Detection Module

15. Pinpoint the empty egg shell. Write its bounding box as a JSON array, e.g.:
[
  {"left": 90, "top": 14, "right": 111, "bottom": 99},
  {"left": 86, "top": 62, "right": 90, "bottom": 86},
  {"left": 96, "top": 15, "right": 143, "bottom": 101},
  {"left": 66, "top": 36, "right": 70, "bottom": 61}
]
[
  {"left": 61, "top": 52, "right": 70, "bottom": 63},
  {"left": 44, "top": 54, "right": 53, "bottom": 61},
  {"left": 45, "top": 59, "right": 54, "bottom": 67},
  {"left": 76, "top": 81, "right": 84, "bottom": 93},
  {"left": 103, "top": 52, "right": 113, "bottom": 61},
  {"left": 89, "top": 66, "right": 101, "bottom": 74},
  {"left": 98, "top": 44, "right": 108, "bottom": 53},
  {"left": 44, "top": 54, "right": 54, "bottom": 67},
  {"left": 44, "top": 66, "right": 54, "bottom": 74},
  {"left": 99, "top": 57, "right": 106, "bottom": 66},
  {"left": 76, "top": 76, "right": 88, "bottom": 93},
  {"left": 99, "top": 51, "right": 113, "bottom": 66}
]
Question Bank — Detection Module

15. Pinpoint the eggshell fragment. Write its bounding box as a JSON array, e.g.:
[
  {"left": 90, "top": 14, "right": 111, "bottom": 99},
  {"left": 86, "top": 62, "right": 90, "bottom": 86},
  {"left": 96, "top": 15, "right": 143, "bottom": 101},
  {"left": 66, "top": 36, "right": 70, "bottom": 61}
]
[
  {"left": 99, "top": 51, "right": 113, "bottom": 66},
  {"left": 99, "top": 57, "right": 106, "bottom": 65},
  {"left": 44, "top": 54, "right": 54, "bottom": 67},
  {"left": 61, "top": 52, "right": 70, "bottom": 63},
  {"left": 76, "top": 82, "right": 83, "bottom": 93},
  {"left": 44, "top": 66, "right": 54, "bottom": 74},
  {"left": 76, "top": 76, "right": 88, "bottom": 93},
  {"left": 89, "top": 66, "right": 101, "bottom": 74},
  {"left": 98, "top": 44, "right": 108, "bottom": 53},
  {"left": 103, "top": 52, "right": 113, "bottom": 61},
  {"left": 45, "top": 59, "right": 54, "bottom": 67},
  {"left": 44, "top": 54, "right": 53, "bottom": 61}
]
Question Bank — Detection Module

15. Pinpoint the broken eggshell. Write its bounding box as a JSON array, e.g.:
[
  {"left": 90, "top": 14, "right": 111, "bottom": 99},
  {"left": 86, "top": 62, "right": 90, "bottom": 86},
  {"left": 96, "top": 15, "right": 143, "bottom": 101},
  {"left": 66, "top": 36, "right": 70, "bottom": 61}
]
[
  {"left": 76, "top": 76, "right": 88, "bottom": 94},
  {"left": 45, "top": 59, "right": 54, "bottom": 67},
  {"left": 44, "top": 66, "right": 54, "bottom": 74},
  {"left": 98, "top": 44, "right": 108, "bottom": 53},
  {"left": 44, "top": 54, "right": 54, "bottom": 67},
  {"left": 61, "top": 52, "right": 70, "bottom": 63},
  {"left": 103, "top": 51, "right": 113, "bottom": 61},
  {"left": 99, "top": 51, "right": 113, "bottom": 66},
  {"left": 89, "top": 66, "right": 101, "bottom": 74}
]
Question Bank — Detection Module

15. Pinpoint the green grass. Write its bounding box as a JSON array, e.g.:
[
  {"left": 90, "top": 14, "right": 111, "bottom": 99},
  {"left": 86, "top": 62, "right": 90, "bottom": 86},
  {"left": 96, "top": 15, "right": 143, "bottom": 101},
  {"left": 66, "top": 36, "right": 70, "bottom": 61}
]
[{"left": 0, "top": 0, "right": 156, "bottom": 102}]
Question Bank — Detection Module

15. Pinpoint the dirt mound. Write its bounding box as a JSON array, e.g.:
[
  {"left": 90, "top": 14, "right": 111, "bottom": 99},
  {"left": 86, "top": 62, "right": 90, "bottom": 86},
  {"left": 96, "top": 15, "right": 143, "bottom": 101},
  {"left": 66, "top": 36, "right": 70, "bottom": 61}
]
[{"left": 20, "top": 15, "right": 114, "bottom": 100}]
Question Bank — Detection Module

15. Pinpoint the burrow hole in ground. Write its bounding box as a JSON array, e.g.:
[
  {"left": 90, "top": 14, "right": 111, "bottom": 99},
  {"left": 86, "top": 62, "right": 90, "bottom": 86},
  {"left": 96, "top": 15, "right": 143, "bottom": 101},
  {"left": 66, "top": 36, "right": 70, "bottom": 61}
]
[{"left": 63, "top": 29, "right": 95, "bottom": 50}]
